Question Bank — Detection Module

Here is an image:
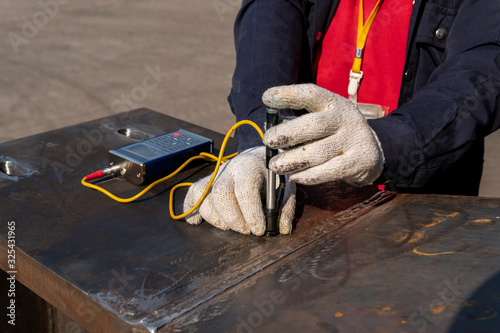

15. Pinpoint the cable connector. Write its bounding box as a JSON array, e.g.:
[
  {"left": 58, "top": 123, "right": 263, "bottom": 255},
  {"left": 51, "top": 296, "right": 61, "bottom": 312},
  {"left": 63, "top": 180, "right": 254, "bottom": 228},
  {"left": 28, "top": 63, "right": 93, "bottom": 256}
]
[{"left": 84, "top": 165, "right": 121, "bottom": 180}]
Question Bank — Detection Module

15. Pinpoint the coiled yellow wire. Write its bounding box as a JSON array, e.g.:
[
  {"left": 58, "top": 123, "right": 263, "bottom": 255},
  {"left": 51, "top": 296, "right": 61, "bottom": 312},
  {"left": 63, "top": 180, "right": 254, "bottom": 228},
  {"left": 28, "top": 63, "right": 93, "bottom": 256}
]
[{"left": 81, "top": 120, "right": 264, "bottom": 220}]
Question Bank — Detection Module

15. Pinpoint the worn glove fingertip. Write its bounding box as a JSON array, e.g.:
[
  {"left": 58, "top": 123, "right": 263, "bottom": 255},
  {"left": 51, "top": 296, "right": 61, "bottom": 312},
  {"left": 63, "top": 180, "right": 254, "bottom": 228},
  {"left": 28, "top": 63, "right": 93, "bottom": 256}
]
[
  {"left": 268, "top": 158, "right": 288, "bottom": 175},
  {"left": 262, "top": 85, "right": 304, "bottom": 110},
  {"left": 247, "top": 219, "right": 266, "bottom": 236},
  {"left": 185, "top": 213, "right": 203, "bottom": 225},
  {"left": 279, "top": 218, "right": 293, "bottom": 235},
  {"left": 262, "top": 86, "right": 281, "bottom": 107},
  {"left": 286, "top": 170, "right": 315, "bottom": 185},
  {"left": 262, "top": 127, "right": 288, "bottom": 150}
]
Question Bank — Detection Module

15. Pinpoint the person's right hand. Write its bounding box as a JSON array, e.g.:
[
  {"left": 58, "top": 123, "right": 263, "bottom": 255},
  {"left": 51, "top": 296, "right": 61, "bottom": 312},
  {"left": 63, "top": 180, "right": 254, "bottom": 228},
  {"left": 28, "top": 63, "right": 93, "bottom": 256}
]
[{"left": 183, "top": 146, "right": 296, "bottom": 236}]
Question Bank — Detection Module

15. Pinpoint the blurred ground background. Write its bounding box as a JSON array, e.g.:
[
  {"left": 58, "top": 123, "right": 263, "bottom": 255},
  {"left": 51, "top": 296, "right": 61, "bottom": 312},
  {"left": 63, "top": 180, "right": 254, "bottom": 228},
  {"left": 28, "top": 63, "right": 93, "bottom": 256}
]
[{"left": 0, "top": 0, "right": 498, "bottom": 197}]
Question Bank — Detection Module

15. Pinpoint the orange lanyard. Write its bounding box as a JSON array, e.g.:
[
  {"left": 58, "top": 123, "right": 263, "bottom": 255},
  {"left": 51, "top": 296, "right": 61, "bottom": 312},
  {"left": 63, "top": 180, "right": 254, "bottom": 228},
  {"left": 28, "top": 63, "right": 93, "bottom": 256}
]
[{"left": 348, "top": 0, "right": 384, "bottom": 103}]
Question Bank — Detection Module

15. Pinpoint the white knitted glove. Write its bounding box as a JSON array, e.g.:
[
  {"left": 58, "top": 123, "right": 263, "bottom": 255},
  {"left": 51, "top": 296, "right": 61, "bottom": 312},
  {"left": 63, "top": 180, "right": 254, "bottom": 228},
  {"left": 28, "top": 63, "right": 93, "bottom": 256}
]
[
  {"left": 262, "top": 84, "right": 384, "bottom": 187},
  {"left": 183, "top": 146, "right": 296, "bottom": 236}
]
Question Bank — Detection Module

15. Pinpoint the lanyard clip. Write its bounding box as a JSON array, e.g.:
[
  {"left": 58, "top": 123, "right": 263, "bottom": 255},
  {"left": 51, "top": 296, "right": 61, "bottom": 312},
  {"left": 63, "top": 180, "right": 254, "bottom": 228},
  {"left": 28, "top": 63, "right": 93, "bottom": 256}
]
[{"left": 348, "top": 70, "right": 364, "bottom": 103}]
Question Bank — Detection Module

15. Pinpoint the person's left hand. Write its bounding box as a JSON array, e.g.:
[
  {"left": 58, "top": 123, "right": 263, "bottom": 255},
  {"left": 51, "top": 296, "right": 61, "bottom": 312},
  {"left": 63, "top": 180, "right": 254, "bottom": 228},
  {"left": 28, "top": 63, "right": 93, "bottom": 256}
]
[{"left": 262, "top": 83, "right": 384, "bottom": 187}]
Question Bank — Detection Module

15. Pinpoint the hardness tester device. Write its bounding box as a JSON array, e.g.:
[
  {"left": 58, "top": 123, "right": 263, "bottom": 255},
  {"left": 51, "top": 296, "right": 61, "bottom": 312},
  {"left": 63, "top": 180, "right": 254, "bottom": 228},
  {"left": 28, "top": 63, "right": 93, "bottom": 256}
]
[
  {"left": 83, "top": 121, "right": 283, "bottom": 237},
  {"left": 108, "top": 129, "right": 213, "bottom": 185}
]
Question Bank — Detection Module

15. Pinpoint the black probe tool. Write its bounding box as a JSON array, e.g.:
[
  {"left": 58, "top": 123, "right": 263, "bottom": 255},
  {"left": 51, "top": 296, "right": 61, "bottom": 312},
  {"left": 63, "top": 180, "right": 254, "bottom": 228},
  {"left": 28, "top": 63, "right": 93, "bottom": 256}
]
[{"left": 265, "top": 108, "right": 285, "bottom": 236}]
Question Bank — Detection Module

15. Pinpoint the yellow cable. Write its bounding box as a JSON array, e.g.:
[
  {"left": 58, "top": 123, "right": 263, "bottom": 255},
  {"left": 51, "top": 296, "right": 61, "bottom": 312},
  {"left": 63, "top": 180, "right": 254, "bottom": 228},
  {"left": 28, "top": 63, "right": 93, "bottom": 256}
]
[
  {"left": 81, "top": 120, "right": 264, "bottom": 220},
  {"left": 81, "top": 154, "right": 215, "bottom": 203}
]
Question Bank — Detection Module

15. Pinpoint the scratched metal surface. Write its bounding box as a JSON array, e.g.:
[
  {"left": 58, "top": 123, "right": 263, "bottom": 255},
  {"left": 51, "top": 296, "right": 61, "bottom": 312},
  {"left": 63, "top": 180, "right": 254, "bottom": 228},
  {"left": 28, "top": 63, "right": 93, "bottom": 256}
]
[
  {"left": 161, "top": 194, "right": 500, "bottom": 333},
  {"left": 0, "top": 109, "right": 394, "bottom": 332}
]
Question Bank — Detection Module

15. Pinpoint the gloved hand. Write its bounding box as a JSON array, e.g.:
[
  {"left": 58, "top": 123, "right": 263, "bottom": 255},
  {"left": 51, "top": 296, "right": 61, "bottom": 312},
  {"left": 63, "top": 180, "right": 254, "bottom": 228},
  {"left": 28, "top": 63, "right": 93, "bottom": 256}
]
[
  {"left": 262, "top": 83, "right": 384, "bottom": 187},
  {"left": 183, "top": 146, "right": 296, "bottom": 236}
]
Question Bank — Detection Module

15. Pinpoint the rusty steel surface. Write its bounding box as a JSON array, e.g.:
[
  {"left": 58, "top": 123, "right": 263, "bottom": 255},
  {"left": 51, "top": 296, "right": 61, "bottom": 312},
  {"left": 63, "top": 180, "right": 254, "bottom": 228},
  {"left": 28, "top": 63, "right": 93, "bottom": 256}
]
[
  {"left": 161, "top": 194, "right": 500, "bottom": 333},
  {"left": 0, "top": 109, "right": 397, "bottom": 333}
]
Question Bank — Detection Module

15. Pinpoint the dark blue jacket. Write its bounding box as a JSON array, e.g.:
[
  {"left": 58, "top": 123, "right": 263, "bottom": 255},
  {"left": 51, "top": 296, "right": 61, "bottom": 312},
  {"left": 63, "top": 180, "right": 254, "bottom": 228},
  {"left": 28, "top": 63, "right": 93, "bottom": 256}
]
[{"left": 228, "top": 0, "right": 500, "bottom": 195}]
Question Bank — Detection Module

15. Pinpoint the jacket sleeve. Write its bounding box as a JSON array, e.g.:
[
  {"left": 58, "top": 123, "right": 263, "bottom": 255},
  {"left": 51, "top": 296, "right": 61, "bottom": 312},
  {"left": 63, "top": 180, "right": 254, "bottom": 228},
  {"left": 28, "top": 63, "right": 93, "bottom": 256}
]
[
  {"left": 368, "top": 0, "right": 500, "bottom": 191},
  {"left": 228, "top": 0, "right": 308, "bottom": 152}
]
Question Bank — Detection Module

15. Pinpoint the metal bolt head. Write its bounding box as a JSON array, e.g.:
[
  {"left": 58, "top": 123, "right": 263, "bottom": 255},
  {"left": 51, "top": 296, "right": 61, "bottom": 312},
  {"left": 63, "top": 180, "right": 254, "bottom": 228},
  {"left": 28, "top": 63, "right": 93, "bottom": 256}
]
[{"left": 120, "top": 168, "right": 127, "bottom": 176}]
